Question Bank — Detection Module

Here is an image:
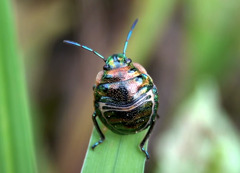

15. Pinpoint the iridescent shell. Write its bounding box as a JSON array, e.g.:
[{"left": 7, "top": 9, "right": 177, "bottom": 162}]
[
  {"left": 94, "top": 54, "right": 158, "bottom": 135},
  {"left": 63, "top": 19, "right": 159, "bottom": 159}
]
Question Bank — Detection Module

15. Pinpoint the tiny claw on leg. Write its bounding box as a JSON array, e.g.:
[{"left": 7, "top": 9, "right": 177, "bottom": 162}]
[
  {"left": 91, "top": 139, "right": 104, "bottom": 150},
  {"left": 91, "top": 111, "right": 105, "bottom": 150},
  {"left": 139, "top": 120, "right": 155, "bottom": 159},
  {"left": 141, "top": 147, "right": 150, "bottom": 160}
]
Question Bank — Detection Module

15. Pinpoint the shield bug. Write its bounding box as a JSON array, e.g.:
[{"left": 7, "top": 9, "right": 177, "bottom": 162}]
[{"left": 63, "top": 19, "right": 159, "bottom": 159}]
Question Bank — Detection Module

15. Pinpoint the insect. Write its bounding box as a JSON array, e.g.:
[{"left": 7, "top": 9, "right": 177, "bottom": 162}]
[{"left": 63, "top": 19, "right": 159, "bottom": 159}]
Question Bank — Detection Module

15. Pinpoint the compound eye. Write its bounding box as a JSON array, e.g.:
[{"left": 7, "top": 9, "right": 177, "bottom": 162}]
[
  {"left": 126, "top": 58, "right": 132, "bottom": 64},
  {"left": 103, "top": 64, "right": 109, "bottom": 70}
]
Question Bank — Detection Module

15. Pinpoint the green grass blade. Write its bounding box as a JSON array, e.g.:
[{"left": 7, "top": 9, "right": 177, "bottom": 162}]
[
  {"left": 0, "top": 0, "right": 37, "bottom": 172},
  {"left": 81, "top": 122, "right": 147, "bottom": 173}
]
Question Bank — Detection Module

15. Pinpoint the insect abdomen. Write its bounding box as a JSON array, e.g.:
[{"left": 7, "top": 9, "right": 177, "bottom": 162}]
[{"left": 97, "top": 89, "right": 155, "bottom": 134}]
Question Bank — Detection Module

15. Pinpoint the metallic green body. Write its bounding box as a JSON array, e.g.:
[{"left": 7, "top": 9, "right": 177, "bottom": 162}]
[
  {"left": 91, "top": 54, "right": 159, "bottom": 159},
  {"left": 94, "top": 69, "right": 158, "bottom": 135}
]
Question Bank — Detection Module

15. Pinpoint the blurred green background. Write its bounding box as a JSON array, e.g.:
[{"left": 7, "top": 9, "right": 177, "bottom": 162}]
[{"left": 1, "top": 0, "right": 240, "bottom": 172}]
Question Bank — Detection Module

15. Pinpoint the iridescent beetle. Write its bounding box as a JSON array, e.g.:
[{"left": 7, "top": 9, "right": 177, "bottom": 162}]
[{"left": 64, "top": 19, "right": 159, "bottom": 159}]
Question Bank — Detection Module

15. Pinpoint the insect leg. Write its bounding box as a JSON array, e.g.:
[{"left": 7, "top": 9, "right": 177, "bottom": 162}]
[
  {"left": 92, "top": 84, "right": 96, "bottom": 91},
  {"left": 91, "top": 111, "right": 105, "bottom": 149},
  {"left": 139, "top": 120, "right": 156, "bottom": 159}
]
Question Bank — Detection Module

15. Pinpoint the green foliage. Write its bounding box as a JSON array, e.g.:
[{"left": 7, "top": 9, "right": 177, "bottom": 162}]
[
  {"left": 184, "top": 0, "right": 240, "bottom": 89},
  {"left": 81, "top": 122, "right": 147, "bottom": 173},
  {"left": 0, "top": 0, "right": 37, "bottom": 172},
  {"left": 155, "top": 80, "right": 240, "bottom": 173},
  {"left": 154, "top": 1, "right": 240, "bottom": 172}
]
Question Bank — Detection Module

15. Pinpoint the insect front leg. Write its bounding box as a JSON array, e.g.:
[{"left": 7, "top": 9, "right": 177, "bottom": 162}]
[
  {"left": 139, "top": 120, "right": 156, "bottom": 159},
  {"left": 92, "top": 84, "right": 96, "bottom": 91},
  {"left": 91, "top": 111, "right": 105, "bottom": 149}
]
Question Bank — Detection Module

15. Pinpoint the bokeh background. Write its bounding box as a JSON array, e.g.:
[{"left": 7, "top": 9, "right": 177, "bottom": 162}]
[{"left": 2, "top": 0, "right": 240, "bottom": 172}]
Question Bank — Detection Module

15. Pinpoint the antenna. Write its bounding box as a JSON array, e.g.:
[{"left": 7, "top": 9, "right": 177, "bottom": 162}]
[
  {"left": 63, "top": 40, "right": 106, "bottom": 61},
  {"left": 123, "top": 19, "right": 138, "bottom": 56}
]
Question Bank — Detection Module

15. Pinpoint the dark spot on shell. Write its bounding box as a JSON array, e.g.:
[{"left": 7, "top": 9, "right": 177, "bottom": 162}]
[
  {"left": 126, "top": 58, "right": 132, "bottom": 64},
  {"left": 135, "top": 76, "right": 143, "bottom": 83},
  {"left": 108, "top": 86, "right": 129, "bottom": 102},
  {"left": 128, "top": 68, "right": 137, "bottom": 73},
  {"left": 104, "top": 74, "right": 112, "bottom": 79}
]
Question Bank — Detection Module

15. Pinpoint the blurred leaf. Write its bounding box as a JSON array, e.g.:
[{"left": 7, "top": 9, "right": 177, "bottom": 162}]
[
  {"left": 81, "top": 122, "right": 147, "bottom": 173},
  {"left": 183, "top": 0, "right": 240, "bottom": 90},
  {"left": 127, "top": 0, "right": 177, "bottom": 65},
  {"left": 0, "top": 0, "right": 37, "bottom": 172},
  {"left": 155, "top": 79, "right": 240, "bottom": 173}
]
